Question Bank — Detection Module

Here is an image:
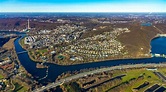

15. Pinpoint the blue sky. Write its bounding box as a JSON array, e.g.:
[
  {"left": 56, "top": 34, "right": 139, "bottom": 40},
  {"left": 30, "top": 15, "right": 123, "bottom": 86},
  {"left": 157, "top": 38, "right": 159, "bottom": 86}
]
[{"left": 0, "top": 0, "right": 165, "bottom": 12}]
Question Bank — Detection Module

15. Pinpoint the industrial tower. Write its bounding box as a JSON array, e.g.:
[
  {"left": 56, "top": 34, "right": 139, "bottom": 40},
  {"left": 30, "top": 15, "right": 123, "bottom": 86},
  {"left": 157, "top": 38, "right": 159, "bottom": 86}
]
[{"left": 28, "top": 19, "right": 30, "bottom": 30}]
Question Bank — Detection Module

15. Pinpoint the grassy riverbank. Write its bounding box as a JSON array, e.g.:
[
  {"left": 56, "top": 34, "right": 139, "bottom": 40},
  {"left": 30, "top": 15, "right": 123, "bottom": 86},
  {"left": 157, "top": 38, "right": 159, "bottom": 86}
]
[
  {"left": 19, "top": 37, "right": 39, "bottom": 62},
  {"left": 58, "top": 67, "right": 166, "bottom": 92},
  {"left": 3, "top": 37, "right": 17, "bottom": 50},
  {"left": 18, "top": 24, "right": 161, "bottom": 65}
]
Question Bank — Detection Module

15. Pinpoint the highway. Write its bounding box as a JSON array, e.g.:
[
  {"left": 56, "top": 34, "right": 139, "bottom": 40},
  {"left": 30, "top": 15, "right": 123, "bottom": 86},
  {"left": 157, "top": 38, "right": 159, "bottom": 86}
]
[
  {"left": 154, "top": 72, "right": 166, "bottom": 82},
  {"left": 33, "top": 63, "right": 166, "bottom": 92}
]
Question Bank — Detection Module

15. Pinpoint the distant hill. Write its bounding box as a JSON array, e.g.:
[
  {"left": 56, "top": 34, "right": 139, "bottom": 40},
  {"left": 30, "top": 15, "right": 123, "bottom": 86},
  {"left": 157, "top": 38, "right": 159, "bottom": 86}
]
[{"left": 0, "top": 18, "right": 60, "bottom": 31}]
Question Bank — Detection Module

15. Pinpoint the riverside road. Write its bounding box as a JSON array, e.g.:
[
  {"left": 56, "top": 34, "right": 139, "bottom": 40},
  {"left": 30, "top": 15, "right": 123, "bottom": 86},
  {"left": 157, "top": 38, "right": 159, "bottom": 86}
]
[{"left": 33, "top": 63, "right": 166, "bottom": 92}]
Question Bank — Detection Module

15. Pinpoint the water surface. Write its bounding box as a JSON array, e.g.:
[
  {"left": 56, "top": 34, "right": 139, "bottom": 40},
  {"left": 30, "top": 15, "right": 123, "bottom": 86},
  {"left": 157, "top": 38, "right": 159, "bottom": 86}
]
[{"left": 14, "top": 36, "right": 166, "bottom": 84}]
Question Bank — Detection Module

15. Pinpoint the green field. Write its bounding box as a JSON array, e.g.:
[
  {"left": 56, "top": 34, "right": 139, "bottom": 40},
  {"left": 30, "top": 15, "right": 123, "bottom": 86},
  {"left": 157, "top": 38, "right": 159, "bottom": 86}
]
[
  {"left": 111, "top": 68, "right": 164, "bottom": 92},
  {"left": 0, "top": 73, "right": 4, "bottom": 79},
  {"left": 37, "top": 49, "right": 47, "bottom": 54},
  {"left": 20, "top": 37, "right": 25, "bottom": 46},
  {"left": 13, "top": 82, "right": 28, "bottom": 92}
]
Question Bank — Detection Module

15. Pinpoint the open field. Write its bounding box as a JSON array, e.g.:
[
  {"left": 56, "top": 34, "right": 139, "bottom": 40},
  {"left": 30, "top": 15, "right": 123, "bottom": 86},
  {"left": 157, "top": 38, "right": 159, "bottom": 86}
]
[
  {"left": 58, "top": 67, "right": 166, "bottom": 92},
  {"left": 0, "top": 73, "right": 4, "bottom": 79},
  {"left": 13, "top": 82, "right": 28, "bottom": 92}
]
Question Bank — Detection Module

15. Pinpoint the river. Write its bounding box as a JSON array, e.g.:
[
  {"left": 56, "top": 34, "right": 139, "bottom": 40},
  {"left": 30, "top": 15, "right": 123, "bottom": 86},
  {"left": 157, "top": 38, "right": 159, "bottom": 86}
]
[
  {"left": 0, "top": 31, "right": 23, "bottom": 46},
  {"left": 14, "top": 35, "right": 166, "bottom": 84}
]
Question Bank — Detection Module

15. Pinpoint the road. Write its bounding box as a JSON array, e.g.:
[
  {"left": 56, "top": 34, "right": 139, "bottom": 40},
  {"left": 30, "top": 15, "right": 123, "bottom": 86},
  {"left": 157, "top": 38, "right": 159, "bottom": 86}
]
[
  {"left": 33, "top": 63, "right": 166, "bottom": 92},
  {"left": 16, "top": 51, "right": 28, "bottom": 55},
  {"left": 153, "top": 26, "right": 164, "bottom": 34},
  {"left": 154, "top": 72, "right": 166, "bottom": 82}
]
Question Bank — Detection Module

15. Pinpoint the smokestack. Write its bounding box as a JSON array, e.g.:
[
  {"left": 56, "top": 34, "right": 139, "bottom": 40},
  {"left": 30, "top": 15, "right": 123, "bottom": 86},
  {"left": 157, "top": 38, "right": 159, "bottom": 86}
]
[{"left": 28, "top": 19, "right": 30, "bottom": 29}]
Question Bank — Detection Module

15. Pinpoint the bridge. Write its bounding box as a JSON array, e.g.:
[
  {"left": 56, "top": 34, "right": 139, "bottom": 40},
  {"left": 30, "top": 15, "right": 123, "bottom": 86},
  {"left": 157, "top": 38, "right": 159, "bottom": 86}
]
[
  {"left": 32, "top": 63, "right": 166, "bottom": 92},
  {"left": 17, "top": 51, "right": 28, "bottom": 55}
]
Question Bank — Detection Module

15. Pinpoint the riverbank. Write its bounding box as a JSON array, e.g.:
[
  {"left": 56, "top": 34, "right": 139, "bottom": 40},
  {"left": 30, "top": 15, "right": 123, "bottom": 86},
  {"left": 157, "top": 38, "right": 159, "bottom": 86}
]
[
  {"left": 18, "top": 41, "right": 152, "bottom": 66},
  {"left": 14, "top": 35, "right": 166, "bottom": 85},
  {"left": 34, "top": 63, "right": 166, "bottom": 92},
  {"left": 19, "top": 41, "right": 152, "bottom": 66},
  {"left": 18, "top": 35, "right": 152, "bottom": 66},
  {"left": 3, "top": 37, "right": 17, "bottom": 50},
  {"left": 69, "top": 66, "right": 166, "bottom": 92},
  {"left": 0, "top": 37, "right": 10, "bottom": 47},
  {"left": 16, "top": 24, "right": 165, "bottom": 66},
  {"left": 19, "top": 37, "right": 40, "bottom": 63},
  {"left": 18, "top": 24, "right": 163, "bottom": 66}
]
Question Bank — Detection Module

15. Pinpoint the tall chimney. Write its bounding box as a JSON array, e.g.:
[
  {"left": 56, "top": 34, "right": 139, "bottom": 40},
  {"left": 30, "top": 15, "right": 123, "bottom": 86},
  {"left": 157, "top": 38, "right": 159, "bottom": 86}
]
[{"left": 28, "top": 19, "right": 30, "bottom": 29}]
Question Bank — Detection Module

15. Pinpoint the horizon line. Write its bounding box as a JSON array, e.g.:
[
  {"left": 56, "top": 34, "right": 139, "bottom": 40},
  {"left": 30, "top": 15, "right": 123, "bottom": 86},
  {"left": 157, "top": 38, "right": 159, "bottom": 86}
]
[{"left": 0, "top": 12, "right": 166, "bottom": 13}]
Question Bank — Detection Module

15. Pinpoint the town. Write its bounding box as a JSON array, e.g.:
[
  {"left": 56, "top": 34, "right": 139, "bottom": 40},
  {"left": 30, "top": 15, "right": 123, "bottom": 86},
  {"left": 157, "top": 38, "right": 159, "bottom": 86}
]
[
  {"left": 0, "top": 12, "right": 166, "bottom": 92},
  {"left": 23, "top": 23, "right": 130, "bottom": 65},
  {"left": 0, "top": 32, "right": 37, "bottom": 91},
  {"left": 1, "top": 0, "right": 166, "bottom": 91}
]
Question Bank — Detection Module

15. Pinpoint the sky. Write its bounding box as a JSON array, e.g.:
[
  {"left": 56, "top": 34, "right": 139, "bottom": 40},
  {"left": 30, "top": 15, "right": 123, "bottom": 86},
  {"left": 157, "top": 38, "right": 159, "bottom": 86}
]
[{"left": 0, "top": 0, "right": 166, "bottom": 12}]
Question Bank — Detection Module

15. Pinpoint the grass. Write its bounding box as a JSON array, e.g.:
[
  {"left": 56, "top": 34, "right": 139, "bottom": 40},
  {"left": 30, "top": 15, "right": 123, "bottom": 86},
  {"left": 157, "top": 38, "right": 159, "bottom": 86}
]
[
  {"left": 37, "top": 49, "right": 47, "bottom": 54},
  {"left": 0, "top": 73, "right": 4, "bottom": 79},
  {"left": 124, "top": 69, "right": 161, "bottom": 92},
  {"left": 122, "top": 69, "right": 160, "bottom": 82},
  {"left": 158, "top": 68, "right": 166, "bottom": 76},
  {"left": 13, "top": 82, "right": 28, "bottom": 92},
  {"left": 58, "top": 55, "right": 65, "bottom": 60},
  {"left": 63, "top": 82, "right": 81, "bottom": 92},
  {"left": 110, "top": 68, "right": 162, "bottom": 92},
  {"left": 20, "top": 37, "right": 25, "bottom": 46}
]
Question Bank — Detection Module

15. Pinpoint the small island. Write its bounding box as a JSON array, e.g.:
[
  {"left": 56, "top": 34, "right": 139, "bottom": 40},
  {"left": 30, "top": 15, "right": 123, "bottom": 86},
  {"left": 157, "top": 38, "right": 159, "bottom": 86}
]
[{"left": 36, "top": 63, "right": 48, "bottom": 68}]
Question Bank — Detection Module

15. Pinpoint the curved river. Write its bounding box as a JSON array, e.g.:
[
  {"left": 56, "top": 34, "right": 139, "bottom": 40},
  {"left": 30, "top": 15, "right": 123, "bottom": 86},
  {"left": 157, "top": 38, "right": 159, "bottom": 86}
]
[{"left": 14, "top": 36, "right": 166, "bottom": 84}]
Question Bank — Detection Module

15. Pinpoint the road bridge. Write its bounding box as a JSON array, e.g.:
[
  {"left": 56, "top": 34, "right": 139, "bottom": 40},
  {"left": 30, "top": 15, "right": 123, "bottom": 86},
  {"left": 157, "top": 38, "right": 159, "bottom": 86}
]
[{"left": 17, "top": 51, "right": 28, "bottom": 55}]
